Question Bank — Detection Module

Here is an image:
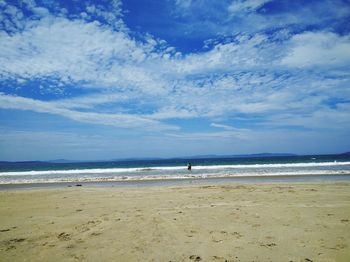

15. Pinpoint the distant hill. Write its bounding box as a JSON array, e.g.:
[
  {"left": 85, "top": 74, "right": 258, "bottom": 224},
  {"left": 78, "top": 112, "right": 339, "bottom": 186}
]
[
  {"left": 180, "top": 153, "right": 297, "bottom": 159},
  {"left": 340, "top": 152, "right": 350, "bottom": 156},
  {"left": 109, "top": 153, "right": 298, "bottom": 161},
  {"left": 238, "top": 153, "right": 298, "bottom": 157},
  {"left": 46, "top": 159, "right": 83, "bottom": 163}
]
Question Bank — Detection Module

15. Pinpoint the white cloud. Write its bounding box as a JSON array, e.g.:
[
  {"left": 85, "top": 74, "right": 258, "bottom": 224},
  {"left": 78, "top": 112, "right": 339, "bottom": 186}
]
[
  {"left": 52, "top": 93, "right": 129, "bottom": 109},
  {"left": 171, "top": 0, "right": 350, "bottom": 40},
  {"left": 281, "top": 31, "right": 350, "bottom": 67},
  {"left": 1, "top": 21, "right": 349, "bottom": 132},
  {"left": 84, "top": 0, "right": 124, "bottom": 29},
  {"left": 0, "top": 1, "right": 349, "bottom": 160},
  {"left": 0, "top": 0, "right": 349, "bottom": 136},
  {"left": 264, "top": 104, "right": 350, "bottom": 130},
  {"left": 0, "top": 17, "right": 157, "bottom": 80},
  {"left": 0, "top": 93, "right": 179, "bottom": 131},
  {"left": 228, "top": 0, "right": 271, "bottom": 14},
  {"left": 166, "top": 129, "right": 251, "bottom": 140},
  {"left": 174, "top": 0, "right": 192, "bottom": 10},
  {"left": 210, "top": 123, "right": 248, "bottom": 131}
]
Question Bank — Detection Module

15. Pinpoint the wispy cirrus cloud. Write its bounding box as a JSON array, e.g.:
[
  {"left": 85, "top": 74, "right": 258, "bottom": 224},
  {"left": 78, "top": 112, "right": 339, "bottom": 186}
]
[
  {"left": 228, "top": 0, "right": 271, "bottom": 14},
  {"left": 1, "top": 18, "right": 349, "bottom": 130},
  {"left": 0, "top": 93, "right": 179, "bottom": 131},
  {"left": 0, "top": 0, "right": 349, "bottom": 159},
  {"left": 170, "top": 0, "right": 350, "bottom": 42}
]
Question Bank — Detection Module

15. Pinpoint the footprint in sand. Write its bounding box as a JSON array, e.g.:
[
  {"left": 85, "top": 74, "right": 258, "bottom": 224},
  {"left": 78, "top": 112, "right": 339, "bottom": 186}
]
[
  {"left": 57, "top": 232, "right": 71, "bottom": 241},
  {"left": 89, "top": 232, "right": 102, "bottom": 237},
  {"left": 66, "top": 244, "right": 75, "bottom": 249},
  {"left": 5, "top": 245, "right": 16, "bottom": 251},
  {"left": 213, "top": 255, "right": 236, "bottom": 261},
  {"left": 189, "top": 255, "right": 202, "bottom": 261},
  {"left": 75, "top": 220, "right": 102, "bottom": 233},
  {"left": 210, "top": 230, "right": 237, "bottom": 243},
  {"left": 231, "top": 232, "right": 242, "bottom": 238},
  {"left": 260, "top": 242, "right": 277, "bottom": 248},
  {"left": 0, "top": 229, "right": 10, "bottom": 232},
  {"left": 9, "top": 238, "right": 25, "bottom": 243},
  {"left": 3, "top": 237, "right": 26, "bottom": 250},
  {"left": 71, "top": 254, "right": 85, "bottom": 260}
]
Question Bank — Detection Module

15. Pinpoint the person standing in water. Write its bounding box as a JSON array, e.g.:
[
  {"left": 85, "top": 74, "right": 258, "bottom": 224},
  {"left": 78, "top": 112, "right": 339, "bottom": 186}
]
[{"left": 187, "top": 162, "right": 192, "bottom": 170}]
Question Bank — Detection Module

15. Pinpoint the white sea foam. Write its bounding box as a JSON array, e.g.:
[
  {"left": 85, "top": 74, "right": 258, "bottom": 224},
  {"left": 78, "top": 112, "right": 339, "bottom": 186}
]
[
  {"left": 0, "top": 161, "right": 350, "bottom": 177},
  {"left": 0, "top": 169, "right": 349, "bottom": 184}
]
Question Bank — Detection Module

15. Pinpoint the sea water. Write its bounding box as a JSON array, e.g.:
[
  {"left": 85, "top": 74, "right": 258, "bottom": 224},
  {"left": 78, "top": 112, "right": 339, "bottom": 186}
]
[{"left": 0, "top": 154, "right": 350, "bottom": 184}]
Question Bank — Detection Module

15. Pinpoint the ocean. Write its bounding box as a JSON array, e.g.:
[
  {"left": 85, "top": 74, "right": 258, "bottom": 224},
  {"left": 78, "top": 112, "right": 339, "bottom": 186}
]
[{"left": 1, "top": 154, "right": 350, "bottom": 185}]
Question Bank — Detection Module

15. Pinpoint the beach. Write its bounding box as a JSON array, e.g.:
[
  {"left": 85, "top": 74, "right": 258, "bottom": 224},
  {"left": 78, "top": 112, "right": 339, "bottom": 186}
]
[{"left": 0, "top": 181, "right": 350, "bottom": 261}]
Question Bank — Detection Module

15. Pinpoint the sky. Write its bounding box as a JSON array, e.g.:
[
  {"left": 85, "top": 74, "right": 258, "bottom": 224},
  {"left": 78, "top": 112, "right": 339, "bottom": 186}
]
[{"left": 0, "top": 0, "right": 350, "bottom": 161}]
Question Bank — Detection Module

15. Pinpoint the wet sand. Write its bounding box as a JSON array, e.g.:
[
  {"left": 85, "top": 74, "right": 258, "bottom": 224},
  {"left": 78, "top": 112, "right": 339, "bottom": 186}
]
[{"left": 0, "top": 182, "right": 349, "bottom": 261}]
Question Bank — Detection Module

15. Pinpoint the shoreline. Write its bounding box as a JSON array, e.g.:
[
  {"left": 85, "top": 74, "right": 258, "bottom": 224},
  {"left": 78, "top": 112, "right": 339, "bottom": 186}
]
[
  {"left": 1, "top": 173, "right": 350, "bottom": 191},
  {"left": 1, "top": 181, "right": 349, "bottom": 261}
]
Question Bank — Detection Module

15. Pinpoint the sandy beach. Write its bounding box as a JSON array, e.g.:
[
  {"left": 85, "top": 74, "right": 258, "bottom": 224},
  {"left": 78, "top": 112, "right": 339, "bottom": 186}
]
[{"left": 0, "top": 181, "right": 350, "bottom": 262}]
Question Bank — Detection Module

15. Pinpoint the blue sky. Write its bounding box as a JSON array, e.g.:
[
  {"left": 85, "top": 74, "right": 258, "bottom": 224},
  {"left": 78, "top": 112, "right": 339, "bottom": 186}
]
[{"left": 0, "top": 0, "right": 350, "bottom": 161}]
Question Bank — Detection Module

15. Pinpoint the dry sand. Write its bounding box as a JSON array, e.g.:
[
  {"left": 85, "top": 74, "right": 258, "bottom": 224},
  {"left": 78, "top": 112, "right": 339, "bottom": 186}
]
[{"left": 0, "top": 181, "right": 349, "bottom": 262}]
